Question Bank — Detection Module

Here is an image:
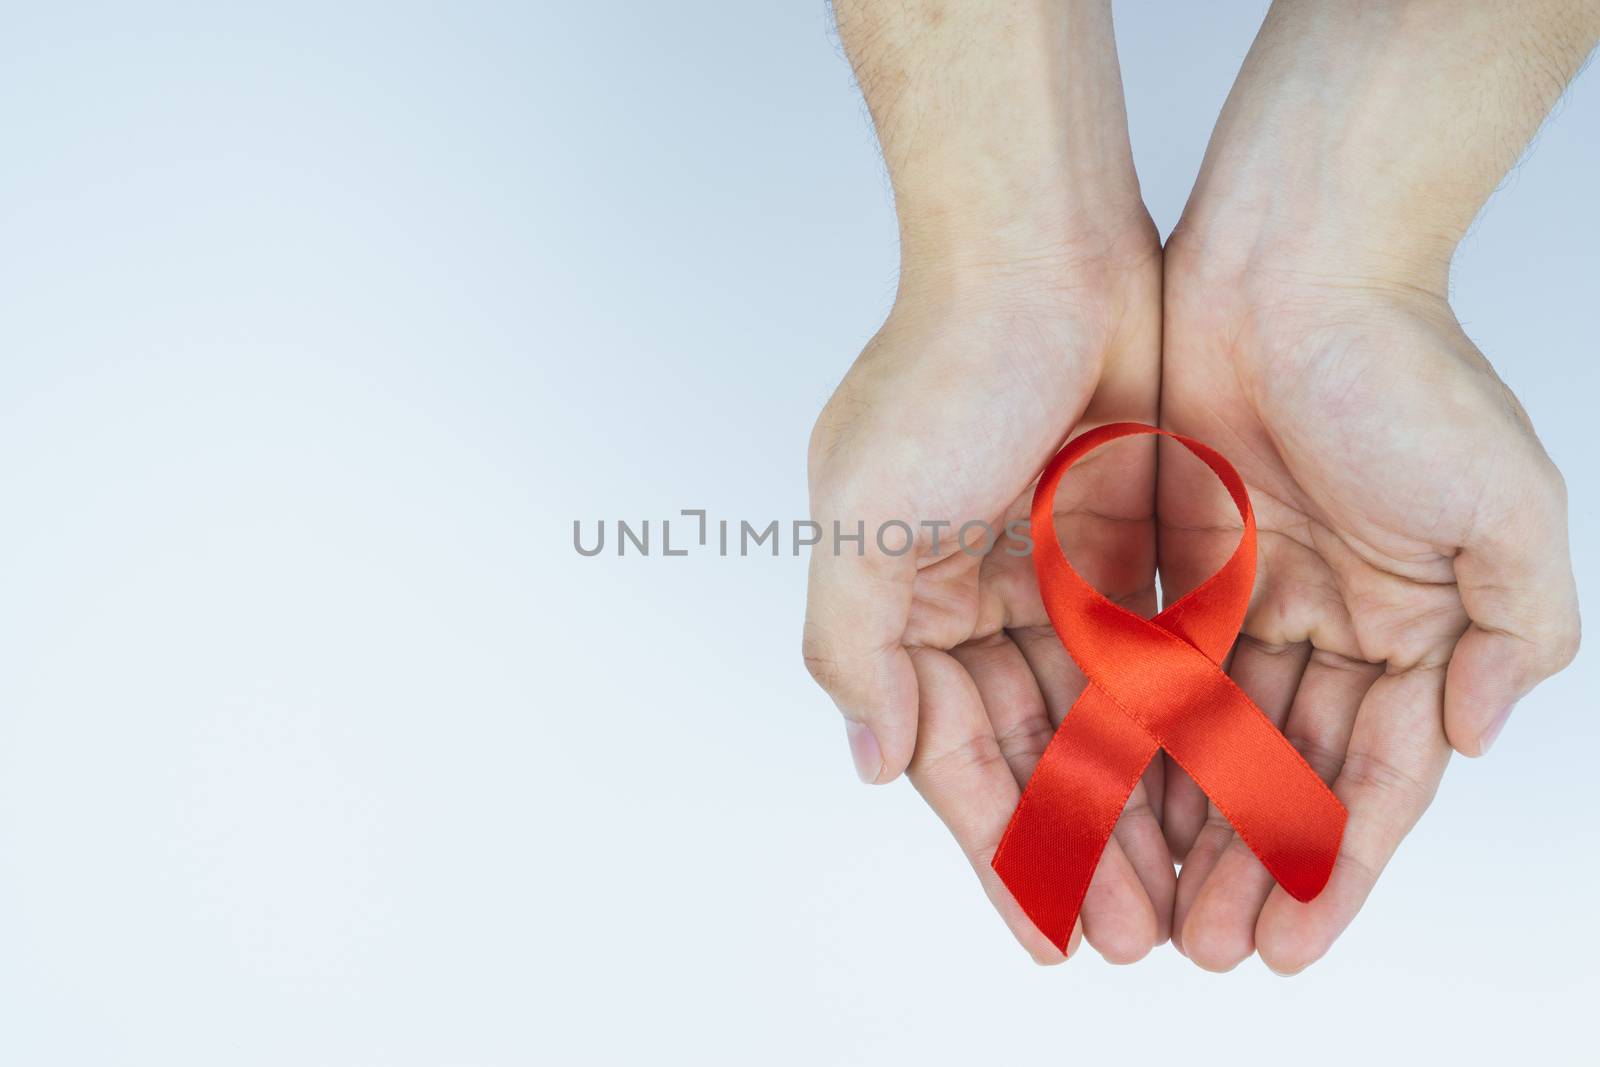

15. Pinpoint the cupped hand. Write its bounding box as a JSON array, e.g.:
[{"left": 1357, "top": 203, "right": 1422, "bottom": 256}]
[
  {"left": 804, "top": 227, "right": 1172, "bottom": 963},
  {"left": 1157, "top": 241, "right": 1580, "bottom": 974}
]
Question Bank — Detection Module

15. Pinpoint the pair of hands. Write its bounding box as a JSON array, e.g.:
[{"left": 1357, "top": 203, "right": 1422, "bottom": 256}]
[{"left": 804, "top": 197, "right": 1579, "bottom": 972}]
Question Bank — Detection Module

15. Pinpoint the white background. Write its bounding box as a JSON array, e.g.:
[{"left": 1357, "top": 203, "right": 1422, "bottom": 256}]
[{"left": 1, "top": 3, "right": 1595, "bottom": 1063}]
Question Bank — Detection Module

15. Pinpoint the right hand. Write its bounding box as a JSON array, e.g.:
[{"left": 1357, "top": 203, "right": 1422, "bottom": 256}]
[{"left": 803, "top": 223, "right": 1171, "bottom": 963}]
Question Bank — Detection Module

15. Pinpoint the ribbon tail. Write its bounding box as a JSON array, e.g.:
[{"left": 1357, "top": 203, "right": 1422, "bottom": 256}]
[
  {"left": 991, "top": 686, "right": 1159, "bottom": 953},
  {"left": 1149, "top": 666, "right": 1348, "bottom": 903}
]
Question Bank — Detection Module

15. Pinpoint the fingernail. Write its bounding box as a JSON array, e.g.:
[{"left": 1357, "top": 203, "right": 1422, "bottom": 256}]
[
  {"left": 845, "top": 720, "right": 883, "bottom": 784},
  {"left": 1479, "top": 703, "right": 1516, "bottom": 754}
]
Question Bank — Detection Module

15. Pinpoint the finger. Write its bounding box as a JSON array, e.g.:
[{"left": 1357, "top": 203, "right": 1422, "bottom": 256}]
[
  {"left": 1446, "top": 462, "right": 1580, "bottom": 756},
  {"left": 1112, "top": 776, "right": 1176, "bottom": 945},
  {"left": 904, "top": 647, "right": 1068, "bottom": 964},
  {"left": 1281, "top": 649, "right": 1384, "bottom": 782},
  {"left": 1168, "top": 644, "right": 1251, "bottom": 955},
  {"left": 1254, "top": 666, "right": 1450, "bottom": 975},
  {"left": 1171, "top": 633, "right": 1305, "bottom": 966},
  {"left": 1168, "top": 809, "right": 1230, "bottom": 961},
  {"left": 1011, "top": 624, "right": 1166, "bottom": 959},
  {"left": 1180, "top": 647, "right": 1376, "bottom": 971},
  {"left": 1009, "top": 624, "right": 1087, "bottom": 728},
  {"left": 953, "top": 632, "right": 1155, "bottom": 955},
  {"left": 948, "top": 634, "right": 1054, "bottom": 786},
  {"left": 1079, "top": 834, "right": 1160, "bottom": 964},
  {"left": 803, "top": 541, "right": 919, "bottom": 783},
  {"left": 1140, "top": 738, "right": 1166, "bottom": 832},
  {"left": 1161, "top": 758, "right": 1209, "bottom": 863}
]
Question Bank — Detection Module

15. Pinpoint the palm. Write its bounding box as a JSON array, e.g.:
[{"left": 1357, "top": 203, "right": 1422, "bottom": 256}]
[{"left": 1158, "top": 282, "right": 1567, "bottom": 972}]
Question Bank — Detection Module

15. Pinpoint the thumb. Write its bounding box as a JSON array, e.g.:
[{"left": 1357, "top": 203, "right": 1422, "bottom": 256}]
[
  {"left": 1445, "top": 463, "right": 1580, "bottom": 756},
  {"left": 802, "top": 516, "right": 920, "bottom": 783}
]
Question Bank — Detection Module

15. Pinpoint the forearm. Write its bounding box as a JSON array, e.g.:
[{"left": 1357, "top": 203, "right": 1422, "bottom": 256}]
[
  {"left": 832, "top": 0, "right": 1147, "bottom": 278},
  {"left": 1175, "top": 0, "right": 1600, "bottom": 292}
]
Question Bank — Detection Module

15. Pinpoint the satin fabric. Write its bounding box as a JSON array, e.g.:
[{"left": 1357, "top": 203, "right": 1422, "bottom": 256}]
[{"left": 990, "top": 423, "right": 1346, "bottom": 953}]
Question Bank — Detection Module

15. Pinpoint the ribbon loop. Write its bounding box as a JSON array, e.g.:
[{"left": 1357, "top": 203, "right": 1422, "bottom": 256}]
[{"left": 991, "top": 423, "right": 1346, "bottom": 952}]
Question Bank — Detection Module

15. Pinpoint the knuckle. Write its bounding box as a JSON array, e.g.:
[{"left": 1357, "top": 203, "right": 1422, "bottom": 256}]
[
  {"left": 1537, "top": 454, "right": 1569, "bottom": 507},
  {"left": 1524, "top": 606, "right": 1581, "bottom": 676},
  {"left": 918, "top": 731, "right": 1009, "bottom": 790},
  {"left": 1548, "top": 607, "right": 1574, "bottom": 668},
  {"left": 1336, "top": 748, "right": 1437, "bottom": 812},
  {"left": 993, "top": 717, "right": 1055, "bottom": 769},
  {"left": 1118, "top": 791, "right": 1157, "bottom": 826},
  {"left": 1282, "top": 732, "right": 1346, "bottom": 783},
  {"left": 801, "top": 651, "right": 842, "bottom": 695},
  {"left": 1549, "top": 614, "right": 1581, "bottom": 672},
  {"left": 800, "top": 628, "right": 845, "bottom": 692}
]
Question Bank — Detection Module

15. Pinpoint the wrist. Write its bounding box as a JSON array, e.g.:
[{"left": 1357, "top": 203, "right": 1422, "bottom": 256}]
[
  {"left": 1172, "top": 0, "right": 1600, "bottom": 300},
  {"left": 837, "top": 0, "right": 1154, "bottom": 297},
  {"left": 1171, "top": 87, "right": 1470, "bottom": 298},
  {"left": 893, "top": 184, "right": 1156, "bottom": 290},
  {"left": 1168, "top": 86, "right": 1472, "bottom": 299},
  {"left": 890, "top": 203, "right": 1160, "bottom": 342},
  {"left": 1167, "top": 196, "right": 1457, "bottom": 305}
]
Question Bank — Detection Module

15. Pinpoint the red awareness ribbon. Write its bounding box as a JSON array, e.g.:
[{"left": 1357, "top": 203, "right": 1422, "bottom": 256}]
[{"left": 990, "top": 422, "right": 1347, "bottom": 953}]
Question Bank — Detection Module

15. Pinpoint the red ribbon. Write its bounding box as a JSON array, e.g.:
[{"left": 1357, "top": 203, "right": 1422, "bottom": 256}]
[{"left": 991, "top": 422, "right": 1346, "bottom": 952}]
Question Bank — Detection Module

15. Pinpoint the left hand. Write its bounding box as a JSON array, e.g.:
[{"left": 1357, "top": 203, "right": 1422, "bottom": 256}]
[{"left": 1156, "top": 234, "right": 1580, "bottom": 974}]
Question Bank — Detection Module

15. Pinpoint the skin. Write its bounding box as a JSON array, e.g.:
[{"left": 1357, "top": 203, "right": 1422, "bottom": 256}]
[
  {"left": 808, "top": 0, "right": 1169, "bottom": 964},
  {"left": 807, "top": 0, "right": 1596, "bottom": 970},
  {"left": 1160, "top": 0, "right": 1594, "bottom": 973}
]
